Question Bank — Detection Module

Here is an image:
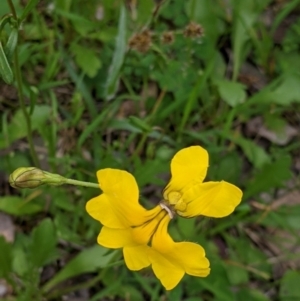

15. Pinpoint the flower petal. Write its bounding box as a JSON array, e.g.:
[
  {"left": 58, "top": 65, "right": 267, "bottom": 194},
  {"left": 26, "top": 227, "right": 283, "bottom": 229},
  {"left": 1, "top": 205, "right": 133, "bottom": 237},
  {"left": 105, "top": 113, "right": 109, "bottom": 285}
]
[
  {"left": 149, "top": 248, "right": 185, "bottom": 290},
  {"left": 86, "top": 194, "right": 126, "bottom": 228},
  {"left": 98, "top": 226, "right": 133, "bottom": 248},
  {"left": 171, "top": 242, "right": 210, "bottom": 277},
  {"left": 182, "top": 181, "right": 243, "bottom": 218},
  {"left": 150, "top": 215, "right": 210, "bottom": 289},
  {"left": 87, "top": 169, "right": 161, "bottom": 228},
  {"left": 163, "top": 146, "right": 209, "bottom": 199},
  {"left": 124, "top": 245, "right": 150, "bottom": 271}
]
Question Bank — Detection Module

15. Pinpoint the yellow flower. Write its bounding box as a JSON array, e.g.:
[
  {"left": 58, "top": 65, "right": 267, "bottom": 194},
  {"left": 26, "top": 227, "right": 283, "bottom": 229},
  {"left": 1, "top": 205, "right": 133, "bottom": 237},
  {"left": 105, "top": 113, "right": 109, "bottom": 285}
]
[
  {"left": 86, "top": 168, "right": 210, "bottom": 290},
  {"left": 163, "top": 146, "right": 243, "bottom": 218},
  {"left": 86, "top": 146, "right": 243, "bottom": 289}
]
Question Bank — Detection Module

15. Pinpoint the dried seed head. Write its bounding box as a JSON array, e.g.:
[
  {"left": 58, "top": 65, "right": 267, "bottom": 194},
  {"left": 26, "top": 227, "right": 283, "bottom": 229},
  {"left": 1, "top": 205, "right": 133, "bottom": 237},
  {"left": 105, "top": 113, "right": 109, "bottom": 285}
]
[
  {"left": 129, "top": 30, "right": 152, "bottom": 53},
  {"left": 161, "top": 31, "right": 175, "bottom": 45},
  {"left": 184, "top": 22, "right": 204, "bottom": 39}
]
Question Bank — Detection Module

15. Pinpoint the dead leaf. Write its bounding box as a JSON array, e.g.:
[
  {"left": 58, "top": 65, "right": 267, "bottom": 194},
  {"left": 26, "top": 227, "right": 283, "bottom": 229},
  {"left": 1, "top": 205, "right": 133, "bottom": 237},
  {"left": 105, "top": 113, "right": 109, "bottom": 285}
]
[
  {"left": 246, "top": 116, "right": 298, "bottom": 145},
  {"left": 0, "top": 212, "right": 14, "bottom": 243}
]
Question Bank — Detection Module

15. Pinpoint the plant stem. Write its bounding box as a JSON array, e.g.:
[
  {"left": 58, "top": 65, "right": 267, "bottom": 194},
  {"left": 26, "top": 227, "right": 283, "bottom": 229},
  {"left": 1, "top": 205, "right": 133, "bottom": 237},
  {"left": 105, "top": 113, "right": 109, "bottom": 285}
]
[
  {"left": 7, "top": 0, "right": 41, "bottom": 168},
  {"left": 7, "top": 0, "right": 17, "bottom": 18},
  {"left": 65, "top": 178, "right": 99, "bottom": 189}
]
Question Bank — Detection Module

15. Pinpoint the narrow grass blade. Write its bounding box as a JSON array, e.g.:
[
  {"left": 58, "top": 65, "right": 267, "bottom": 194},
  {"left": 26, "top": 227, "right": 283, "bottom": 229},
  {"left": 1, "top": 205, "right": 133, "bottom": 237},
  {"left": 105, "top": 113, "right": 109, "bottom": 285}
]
[
  {"left": 104, "top": 4, "right": 127, "bottom": 100},
  {"left": 20, "top": 0, "right": 40, "bottom": 21}
]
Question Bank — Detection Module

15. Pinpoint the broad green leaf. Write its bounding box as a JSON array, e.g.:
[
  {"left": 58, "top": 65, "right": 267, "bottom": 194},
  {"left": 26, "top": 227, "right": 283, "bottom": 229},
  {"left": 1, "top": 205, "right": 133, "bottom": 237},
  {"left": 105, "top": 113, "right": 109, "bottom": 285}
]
[
  {"left": 0, "top": 105, "right": 51, "bottom": 149},
  {"left": 270, "top": 74, "right": 300, "bottom": 105},
  {"left": 235, "top": 138, "right": 271, "bottom": 169},
  {"left": 0, "top": 236, "right": 12, "bottom": 278},
  {"left": 104, "top": 4, "right": 127, "bottom": 100},
  {"left": 12, "top": 246, "right": 29, "bottom": 276},
  {"left": 209, "top": 151, "right": 243, "bottom": 184},
  {"left": 245, "top": 155, "right": 292, "bottom": 198},
  {"left": 0, "top": 196, "right": 43, "bottom": 216},
  {"left": 43, "top": 245, "right": 117, "bottom": 292},
  {"left": 30, "top": 218, "right": 57, "bottom": 267},
  {"left": 250, "top": 73, "right": 300, "bottom": 106},
  {"left": 215, "top": 79, "right": 246, "bottom": 107},
  {"left": 71, "top": 44, "right": 102, "bottom": 78},
  {"left": 136, "top": 0, "right": 155, "bottom": 25},
  {"left": 280, "top": 270, "right": 300, "bottom": 301}
]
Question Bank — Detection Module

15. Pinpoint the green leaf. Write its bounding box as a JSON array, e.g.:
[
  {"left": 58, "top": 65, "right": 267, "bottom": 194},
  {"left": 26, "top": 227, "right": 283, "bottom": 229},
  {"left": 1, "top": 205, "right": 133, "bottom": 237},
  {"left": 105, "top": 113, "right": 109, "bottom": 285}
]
[
  {"left": 128, "top": 116, "right": 152, "bottom": 132},
  {"left": 0, "top": 41, "right": 13, "bottom": 84},
  {"left": 270, "top": 74, "right": 300, "bottom": 105},
  {"left": 235, "top": 138, "right": 271, "bottom": 169},
  {"left": 30, "top": 218, "right": 57, "bottom": 267},
  {"left": 227, "top": 264, "right": 249, "bottom": 285},
  {"left": 12, "top": 247, "right": 29, "bottom": 276},
  {"left": 104, "top": 4, "right": 127, "bottom": 100},
  {"left": 0, "top": 196, "right": 44, "bottom": 216},
  {"left": 0, "top": 105, "right": 51, "bottom": 149},
  {"left": 236, "top": 288, "right": 270, "bottom": 301},
  {"left": 4, "top": 28, "right": 18, "bottom": 61},
  {"left": 43, "top": 245, "right": 117, "bottom": 292},
  {"left": 245, "top": 155, "right": 292, "bottom": 198},
  {"left": 54, "top": 9, "right": 96, "bottom": 36},
  {"left": 71, "top": 44, "right": 102, "bottom": 78},
  {"left": 20, "top": 0, "right": 40, "bottom": 21},
  {"left": 249, "top": 73, "right": 300, "bottom": 106},
  {"left": 280, "top": 270, "right": 300, "bottom": 301},
  {"left": 199, "top": 261, "right": 234, "bottom": 301},
  {"left": 136, "top": 0, "right": 155, "bottom": 25},
  {"left": 215, "top": 79, "right": 246, "bottom": 107},
  {"left": 231, "top": 0, "right": 258, "bottom": 79},
  {"left": 78, "top": 100, "right": 119, "bottom": 147},
  {"left": 0, "top": 236, "right": 12, "bottom": 278}
]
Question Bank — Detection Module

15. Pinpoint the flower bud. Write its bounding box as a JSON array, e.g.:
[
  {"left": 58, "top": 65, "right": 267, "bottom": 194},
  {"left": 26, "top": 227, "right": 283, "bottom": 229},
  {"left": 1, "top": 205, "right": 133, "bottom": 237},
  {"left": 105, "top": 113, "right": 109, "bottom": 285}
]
[{"left": 9, "top": 167, "right": 66, "bottom": 189}]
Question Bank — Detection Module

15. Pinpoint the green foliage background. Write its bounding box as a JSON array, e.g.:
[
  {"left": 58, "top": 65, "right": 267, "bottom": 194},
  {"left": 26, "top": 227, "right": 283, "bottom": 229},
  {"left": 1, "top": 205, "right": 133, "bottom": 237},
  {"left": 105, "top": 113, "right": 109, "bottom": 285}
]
[{"left": 0, "top": 0, "right": 300, "bottom": 300}]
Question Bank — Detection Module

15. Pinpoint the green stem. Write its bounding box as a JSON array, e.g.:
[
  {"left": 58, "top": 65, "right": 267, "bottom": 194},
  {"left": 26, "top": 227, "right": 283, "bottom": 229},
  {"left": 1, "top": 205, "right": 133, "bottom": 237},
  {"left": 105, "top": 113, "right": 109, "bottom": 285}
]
[
  {"left": 7, "top": 0, "right": 40, "bottom": 168},
  {"left": 65, "top": 178, "right": 99, "bottom": 189},
  {"left": 7, "top": 0, "right": 17, "bottom": 18}
]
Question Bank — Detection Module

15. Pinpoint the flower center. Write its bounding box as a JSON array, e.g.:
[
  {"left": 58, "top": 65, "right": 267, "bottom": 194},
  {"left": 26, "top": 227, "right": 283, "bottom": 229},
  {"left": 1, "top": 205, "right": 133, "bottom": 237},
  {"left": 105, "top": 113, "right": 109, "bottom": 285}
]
[{"left": 160, "top": 191, "right": 187, "bottom": 217}]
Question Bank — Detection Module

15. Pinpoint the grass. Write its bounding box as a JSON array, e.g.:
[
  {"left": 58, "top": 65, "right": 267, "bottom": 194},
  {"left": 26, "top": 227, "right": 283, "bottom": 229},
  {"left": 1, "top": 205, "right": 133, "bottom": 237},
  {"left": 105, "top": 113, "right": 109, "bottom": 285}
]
[{"left": 0, "top": 0, "right": 300, "bottom": 300}]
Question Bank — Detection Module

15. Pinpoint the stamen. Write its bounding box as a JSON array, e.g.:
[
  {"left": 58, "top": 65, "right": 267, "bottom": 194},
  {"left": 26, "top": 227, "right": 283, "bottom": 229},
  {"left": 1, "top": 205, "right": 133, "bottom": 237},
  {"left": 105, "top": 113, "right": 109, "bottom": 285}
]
[{"left": 160, "top": 202, "right": 174, "bottom": 219}]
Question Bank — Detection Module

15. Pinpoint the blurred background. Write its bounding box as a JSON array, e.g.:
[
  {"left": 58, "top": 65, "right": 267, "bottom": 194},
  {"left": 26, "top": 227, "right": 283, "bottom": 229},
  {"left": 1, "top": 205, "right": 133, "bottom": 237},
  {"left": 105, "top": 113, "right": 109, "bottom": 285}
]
[{"left": 0, "top": 0, "right": 300, "bottom": 300}]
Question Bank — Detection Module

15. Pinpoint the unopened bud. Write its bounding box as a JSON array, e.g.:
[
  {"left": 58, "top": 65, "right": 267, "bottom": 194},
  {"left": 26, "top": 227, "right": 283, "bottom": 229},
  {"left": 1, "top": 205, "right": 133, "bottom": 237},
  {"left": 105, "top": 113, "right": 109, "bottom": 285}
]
[{"left": 9, "top": 167, "right": 66, "bottom": 189}]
